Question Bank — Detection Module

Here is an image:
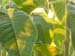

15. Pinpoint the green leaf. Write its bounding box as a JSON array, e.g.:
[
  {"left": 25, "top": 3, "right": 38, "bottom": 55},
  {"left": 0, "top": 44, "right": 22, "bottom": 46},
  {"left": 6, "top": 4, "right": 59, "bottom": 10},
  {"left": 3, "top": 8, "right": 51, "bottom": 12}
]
[
  {"left": 51, "top": 2, "right": 65, "bottom": 21},
  {"left": 18, "top": 5, "right": 36, "bottom": 14},
  {"left": 13, "top": 0, "right": 27, "bottom": 5},
  {"left": 54, "top": 33, "right": 65, "bottom": 49},
  {"left": 33, "top": 0, "right": 46, "bottom": 7},
  {"left": 67, "top": 2, "right": 75, "bottom": 50},
  {"left": 53, "top": 25, "right": 65, "bottom": 47},
  {"left": 53, "top": 27, "right": 65, "bottom": 50},
  {"left": 0, "top": 0, "right": 2, "bottom": 5},
  {"left": 54, "top": 24, "right": 64, "bottom": 29},
  {"left": 33, "top": 0, "right": 49, "bottom": 13},
  {"left": 35, "top": 43, "right": 51, "bottom": 56},
  {"left": 17, "top": 0, "right": 37, "bottom": 14},
  {"left": 0, "top": 9, "right": 37, "bottom": 56},
  {"left": 12, "top": 10, "right": 37, "bottom": 56},
  {"left": 0, "top": 0, "right": 8, "bottom": 8},
  {"left": 67, "top": 14, "right": 75, "bottom": 30},
  {"left": 32, "top": 14, "right": 53, "bottom": 44},
  {"left": 0, "top": 10, "right": 20, "bottom": 56}
]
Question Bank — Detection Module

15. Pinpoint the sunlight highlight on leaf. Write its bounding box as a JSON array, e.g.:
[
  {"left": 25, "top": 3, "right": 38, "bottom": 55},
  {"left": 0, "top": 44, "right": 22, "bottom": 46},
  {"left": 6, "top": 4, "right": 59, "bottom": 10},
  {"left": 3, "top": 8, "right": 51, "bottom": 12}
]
[
  {"left": 48, "top": 9, "right": 54, "bottom": 18},
  {"left": 8, "top": 8, "right": 14, "bottom": 18},
  {"left": 9, "top": 43, "right": 18, "bottom": 50},
  {"left": 6, "top": 51, "right": 8, "bottom": 56},
  {"left": 47, "top": 42, "right": 57, "bottom": 56},
  {"left": 49, "top": 29, "right": 54, "bottom": 39},
  {"left": 17, "top": 39, "right": 26, "bottom": 50},
  {"left": 32, "top": 8, "right": 45, "bottom": 13},
  {"left": 55, "top": 16, "right": 59, "bottom": 21},
  {"left": 22, "top": 0, "right": 34, "bottom": 6},
  {"left": 54, "top": 28, "right": 65, "bottom": 35}
]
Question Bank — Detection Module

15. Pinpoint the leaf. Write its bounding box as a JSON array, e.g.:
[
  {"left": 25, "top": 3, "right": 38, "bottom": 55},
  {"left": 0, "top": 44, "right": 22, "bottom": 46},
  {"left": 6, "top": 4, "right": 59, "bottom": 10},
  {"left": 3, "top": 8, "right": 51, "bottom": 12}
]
[
  {"left": 12, "top": 10, "right": 37, "bottom": 56},
  {"left": 33, "top": 0, "right": 49, "bottom": 13},
  {"left": 54, "top": 33, "right": 65, "bottom": 41},
  {"left": 0, "top": 0, "right": 8, "bottom": 6},
  {"left": 54, "top": 33, "right": 65, "bottom": 49},
  {"left": 67, "top": 14, "right": 75, "bottom": 30},
  {"left": 32, "top": 14, "right": 53, "bottom": 44},
  {"left": 18, "top": 5, "right": 36, "bottom": 14},
  {"left": 0, "top": 10, "right": 20, "bottom": 56},
  {"left": 53, "top": 28, "right": 65, "bottom": 50},
  {"left": 17, "top": 0, "right": 37, "bottom": 14},
  {"left": 51, "top": 2, "right": 65, "bottom": 21},
  {"left": 13, "top": 0, "right": 27, "bottom": 5},
  {"left": 0, "top": 9, "right": 37, "bottom": 56},
  {"left": 54, "top": 24, "right": 65, "bottom": 29},
  {"left": 35, "top": 43, "right": 51, "bottom": 56},
  {"left": 33, "top": 0, "right": 46, "bottom": 7},
  {"left": 0, "top": 0, "right": 2, "bottom": 5},
  {"left": 54, "top": 28, "right": 65, "bottom": 36},
  {"left": 67, "top": 2, "right": 75, "bottom": 50}
]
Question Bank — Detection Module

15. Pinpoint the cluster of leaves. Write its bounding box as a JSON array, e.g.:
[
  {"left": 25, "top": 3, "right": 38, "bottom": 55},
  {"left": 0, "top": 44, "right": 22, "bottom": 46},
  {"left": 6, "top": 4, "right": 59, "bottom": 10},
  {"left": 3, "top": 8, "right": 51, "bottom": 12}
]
[{"left": 0, "top": 0, "right": 75, "bottom": 56}]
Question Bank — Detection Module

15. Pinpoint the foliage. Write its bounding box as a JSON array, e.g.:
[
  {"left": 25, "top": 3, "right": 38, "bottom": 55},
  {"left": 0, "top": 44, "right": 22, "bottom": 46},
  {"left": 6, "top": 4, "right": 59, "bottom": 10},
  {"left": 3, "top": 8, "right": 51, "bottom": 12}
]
[{"left": 0, "top": 0, "right": 75, "bottom": 56}]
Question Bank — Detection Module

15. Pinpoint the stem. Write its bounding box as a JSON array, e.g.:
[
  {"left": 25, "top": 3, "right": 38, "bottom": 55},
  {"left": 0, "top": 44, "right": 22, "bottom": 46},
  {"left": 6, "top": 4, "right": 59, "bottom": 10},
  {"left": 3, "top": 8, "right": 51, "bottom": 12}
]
[
  {"left": 0, "top": 43, "right": 2, "bottom": 56},
  {"left": 64, "top": 28, "right": 70, "bottom": 56},
  {"left": 64, "top": 1, "right": 70, "bottom": 56}
]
